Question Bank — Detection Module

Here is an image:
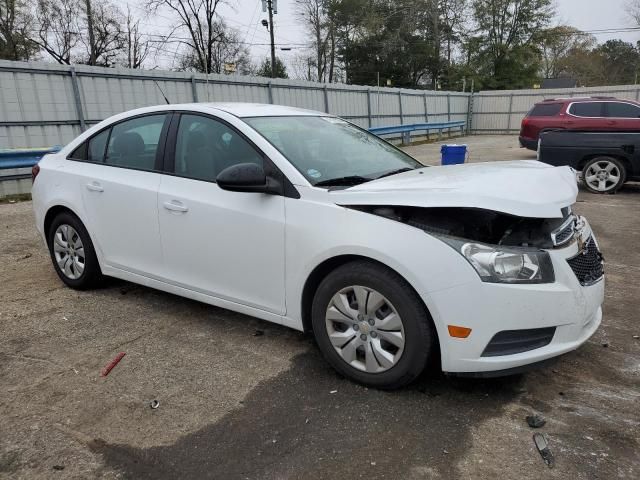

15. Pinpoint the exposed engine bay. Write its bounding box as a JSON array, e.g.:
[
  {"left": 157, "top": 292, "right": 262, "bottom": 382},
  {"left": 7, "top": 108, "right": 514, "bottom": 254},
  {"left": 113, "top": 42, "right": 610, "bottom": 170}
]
[{"left": 350, "top": 205, "right": 573, "bottom": 249}]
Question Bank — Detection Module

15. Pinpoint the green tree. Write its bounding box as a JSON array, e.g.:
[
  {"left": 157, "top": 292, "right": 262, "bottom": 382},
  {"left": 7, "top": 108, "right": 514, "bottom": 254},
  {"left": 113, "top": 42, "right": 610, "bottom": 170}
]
[
  {"left": 0, "top": 0, "right": 37, "bottom": 60},
  {"left": 596, "top": 40, "right": 640, "bottom": 85},
  {"left": 471, "top": 0, "right": 554, "bottom": 89},
  {"left": 256, "top": 57, "right": 288, "bottom": 79}
]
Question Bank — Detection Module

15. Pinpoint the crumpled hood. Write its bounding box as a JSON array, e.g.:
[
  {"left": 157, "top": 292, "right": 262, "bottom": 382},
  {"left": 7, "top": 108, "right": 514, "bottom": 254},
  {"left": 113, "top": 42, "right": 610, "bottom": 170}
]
[{"left": 330, "top": 160, "right": 578, "bottom": 218}]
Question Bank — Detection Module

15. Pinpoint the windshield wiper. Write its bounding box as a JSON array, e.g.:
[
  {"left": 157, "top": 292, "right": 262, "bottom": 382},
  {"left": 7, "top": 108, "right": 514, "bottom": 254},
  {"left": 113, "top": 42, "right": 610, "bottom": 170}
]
[
  {"left": 314, "top": 175, "right": 372, "bottom": 187},
  {"left": 375, "top": 167, "right": 415, "bottom": 180}
]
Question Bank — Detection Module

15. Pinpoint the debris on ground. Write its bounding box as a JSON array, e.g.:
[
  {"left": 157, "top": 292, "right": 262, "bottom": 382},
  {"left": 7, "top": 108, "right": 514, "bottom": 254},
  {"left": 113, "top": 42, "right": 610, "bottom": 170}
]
[
  {"left": 602, "top": 342, "right": 609, "bottom": 348},
  {"left": 633, "top": 335, "right": 639, "bottom": 340},
  {"left": 526, "top": 414, "right": 547, "bottom": 428},
  {"left": 330, "top": 390, "right": 337, "bottom": 394},
  {"left": 533, "top": 433, "right": 555, "bottom": 468},
  {"left": 253, "top": 329, "right": 264, "bottom": 337},
  {"left": 100, "top": 352, "right": 126, "bottom": 377},
  {"left": 150, "top": 400, "right": 160, "bottom": 409},
  {"left": 52, "top": 465, "right": 65, "bottom": 471}
]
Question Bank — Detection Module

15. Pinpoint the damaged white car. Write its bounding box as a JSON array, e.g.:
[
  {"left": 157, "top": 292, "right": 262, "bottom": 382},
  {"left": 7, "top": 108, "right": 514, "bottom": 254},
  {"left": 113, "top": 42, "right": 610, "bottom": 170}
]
[{"left": 32, "top": 103, "right": 605, "bottom": 389}]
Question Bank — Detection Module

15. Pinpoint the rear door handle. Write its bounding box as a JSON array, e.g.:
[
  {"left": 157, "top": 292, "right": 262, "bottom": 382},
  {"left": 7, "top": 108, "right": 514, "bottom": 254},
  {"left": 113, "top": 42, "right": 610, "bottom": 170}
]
[
  {"left": 163, "top": 200, "right": 189, "bottom": 213},
  {"left": 86, "top": 182, "right": 104, "bottom": 192}
]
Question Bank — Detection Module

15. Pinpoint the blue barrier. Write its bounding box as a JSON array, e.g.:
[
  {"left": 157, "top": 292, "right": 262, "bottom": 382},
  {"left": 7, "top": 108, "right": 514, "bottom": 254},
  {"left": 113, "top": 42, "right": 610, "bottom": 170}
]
[
  {"left": 0, "top": 146, "right": 62, "bottom": 170},
  {"left": 369, "top": 121, "right": 466, "bottom": 145}
]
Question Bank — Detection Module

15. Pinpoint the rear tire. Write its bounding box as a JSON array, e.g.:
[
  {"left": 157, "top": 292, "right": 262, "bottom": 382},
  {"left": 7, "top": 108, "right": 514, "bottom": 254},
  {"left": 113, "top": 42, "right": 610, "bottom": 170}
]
[
  {"left": 582, "top": 156, "right": 626, "bottom": 194},
  {"left": 311, "top": 260, "right": 436, "bottom": 390},
  {"left": 47, "top": 212, "right": 103, "bottom": 289}
]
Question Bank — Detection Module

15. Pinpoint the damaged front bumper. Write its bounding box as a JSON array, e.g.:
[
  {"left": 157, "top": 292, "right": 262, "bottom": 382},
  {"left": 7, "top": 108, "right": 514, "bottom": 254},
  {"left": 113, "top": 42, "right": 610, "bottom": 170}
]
[{"left": 425, "top": 220, "right": 604, "bottom": 375}]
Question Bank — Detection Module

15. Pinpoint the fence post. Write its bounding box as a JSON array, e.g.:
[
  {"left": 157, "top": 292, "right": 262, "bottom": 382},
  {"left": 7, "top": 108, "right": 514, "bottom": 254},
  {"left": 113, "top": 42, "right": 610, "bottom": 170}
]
[
  {"left": 398, "top": 90, "right": 403, "bottom": 124},
  {"left": 466, "top": 93, "right": 474, "bottom": 134},
  {"left": 447, "top": 93, "right": 451, "bottom": 122},
  {"left": 191, "top": 75, "right": 198, "bottom": 102},
  {"left": 366, "top": 88, "right": 372, "bottom": 128},
  {"left": 69, "top": 67, "right": 86, "bottom": 132},
  {"left": 507, "top": 93, "right": 514, "bottom": 134},
  {"left": 423, "top": 92, "right": 428, "bottom": 122},
  {"left": 267, "top": 81, "right": 274, "bottom": 104},
  {"left": 323, "top": 85, "right": 329, "bottom": 113}
]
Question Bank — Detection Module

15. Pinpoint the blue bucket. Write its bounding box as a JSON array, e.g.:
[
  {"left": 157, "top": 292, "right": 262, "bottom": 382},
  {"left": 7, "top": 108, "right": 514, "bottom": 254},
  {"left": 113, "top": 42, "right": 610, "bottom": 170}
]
[{"left": 440, "top": 144, "right": 467, "bottom": 166}]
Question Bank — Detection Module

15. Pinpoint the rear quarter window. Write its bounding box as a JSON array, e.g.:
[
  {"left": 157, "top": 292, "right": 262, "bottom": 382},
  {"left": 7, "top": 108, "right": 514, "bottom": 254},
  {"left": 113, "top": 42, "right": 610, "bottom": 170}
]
[{"left": 528, "top": 103, "right": 563, "bottom": 116}]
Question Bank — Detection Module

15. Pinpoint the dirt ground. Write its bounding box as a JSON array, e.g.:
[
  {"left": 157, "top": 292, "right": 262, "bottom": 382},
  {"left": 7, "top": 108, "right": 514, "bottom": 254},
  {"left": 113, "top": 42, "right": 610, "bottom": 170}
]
[{"left": 1, "top": 135, "right": 639, "bottom": 479}]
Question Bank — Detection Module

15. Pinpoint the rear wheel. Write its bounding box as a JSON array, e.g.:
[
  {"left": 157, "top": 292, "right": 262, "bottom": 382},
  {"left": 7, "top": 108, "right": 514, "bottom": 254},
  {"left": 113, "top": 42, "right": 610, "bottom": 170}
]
[
  {"left": 311, "top": 261, "right": 435, "bottom": 389},
  {"left": 582, "top": 157, "right": 626, "bottom": 194},
  {"left": 47, "top": 212, "right": 103, "bottom": 289}
]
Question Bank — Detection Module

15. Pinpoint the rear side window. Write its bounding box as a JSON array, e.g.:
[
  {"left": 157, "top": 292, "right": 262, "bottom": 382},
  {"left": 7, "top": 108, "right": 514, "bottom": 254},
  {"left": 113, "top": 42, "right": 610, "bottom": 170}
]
[
  {"left": 606, "top": 102, "right": 640, "bottom": 118},
  {"left": 528, "top": 103, "right": 562, "bottom": 117},
  {"left": 569, "top": 102, "right": 604, "bottom": 117},
  {"left": 105, "top": 115, "right": 167, "bottom": 171},
  {"left": 69, "top": 128, "right": 110, "bottom": 161},
  {"left": 88, "top": 129, "right": 110, "bottom": 162}
]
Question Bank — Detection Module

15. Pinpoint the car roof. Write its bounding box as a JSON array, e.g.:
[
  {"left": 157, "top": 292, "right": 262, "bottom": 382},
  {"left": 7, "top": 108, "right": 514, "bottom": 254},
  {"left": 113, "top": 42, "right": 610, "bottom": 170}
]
[
  {"left": 142, "top": 102, "right": 327, "bottom": 118},
  {"left": 539, "top": 96, "right": 619, "bottom": 103}
]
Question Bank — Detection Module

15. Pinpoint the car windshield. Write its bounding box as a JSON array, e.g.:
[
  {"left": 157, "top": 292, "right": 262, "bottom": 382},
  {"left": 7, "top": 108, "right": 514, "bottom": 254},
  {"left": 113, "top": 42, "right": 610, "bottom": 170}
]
[{"left": 244, "top": 116, "right": 422, "bottom": 186}]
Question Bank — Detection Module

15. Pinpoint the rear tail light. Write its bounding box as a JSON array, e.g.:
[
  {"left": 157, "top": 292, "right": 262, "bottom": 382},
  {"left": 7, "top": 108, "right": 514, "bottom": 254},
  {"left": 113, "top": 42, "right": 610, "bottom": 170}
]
[{"left": 31, "top": 164, "right": 40, "bottom": 183}]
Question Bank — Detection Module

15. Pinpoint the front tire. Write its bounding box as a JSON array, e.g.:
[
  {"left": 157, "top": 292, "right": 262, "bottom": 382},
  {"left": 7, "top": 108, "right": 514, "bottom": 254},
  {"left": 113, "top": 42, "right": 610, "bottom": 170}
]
[
  {"left": 47, "top": 212, "right": 103, "bottom": 289},
  {"left": 582, "top": 156, "right": 626, "bottom": 194},
  {"left": 311, "top": 261, "right": 435, "bottom": 389}
]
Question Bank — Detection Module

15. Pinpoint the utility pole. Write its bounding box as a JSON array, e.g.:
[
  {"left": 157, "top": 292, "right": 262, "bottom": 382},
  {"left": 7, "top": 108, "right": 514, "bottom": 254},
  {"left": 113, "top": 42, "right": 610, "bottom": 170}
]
[
  {"left": 267, "top": 0, "right": 277, "bottom": 78},
  {"left": 85, "top": 0, "right": 96, "bottom": 65}
]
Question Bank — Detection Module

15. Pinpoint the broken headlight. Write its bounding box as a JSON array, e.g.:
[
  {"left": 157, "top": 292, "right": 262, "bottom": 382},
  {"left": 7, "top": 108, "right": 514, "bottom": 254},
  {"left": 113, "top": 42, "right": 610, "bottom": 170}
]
[{"left": 438, "top": 236, "right": 555, "bottom": 284}]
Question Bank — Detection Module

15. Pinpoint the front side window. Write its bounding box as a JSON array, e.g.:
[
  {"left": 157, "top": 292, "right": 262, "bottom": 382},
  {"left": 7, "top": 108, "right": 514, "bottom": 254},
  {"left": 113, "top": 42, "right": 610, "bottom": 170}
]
[
  {"left": 606, "top": 102, "right": 640, "bottom": 118},
  {"left": 569, "top": 102, "right": 604, "bottom": 118},
  {"left": 174, "top": 114, "right": 263, "bottom": 182},
  {"left": 105, "top": 114, "right": 167, "bottom": 171},
  {"left": 244, "top": 116, "right": 422, "bottom": 186}
]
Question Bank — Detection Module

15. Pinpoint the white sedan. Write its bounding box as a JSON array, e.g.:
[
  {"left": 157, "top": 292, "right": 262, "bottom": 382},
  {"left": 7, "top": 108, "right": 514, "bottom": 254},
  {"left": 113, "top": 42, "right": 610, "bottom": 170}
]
[{"left": 31, "top": 103, "right": 605, "bottom": 389}]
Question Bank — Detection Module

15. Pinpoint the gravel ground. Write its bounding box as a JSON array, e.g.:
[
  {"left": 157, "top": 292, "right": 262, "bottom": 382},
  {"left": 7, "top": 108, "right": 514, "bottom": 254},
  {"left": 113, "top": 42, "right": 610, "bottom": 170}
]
[{"left": 1, "top": 135, "right": 639, "bottom": 479}]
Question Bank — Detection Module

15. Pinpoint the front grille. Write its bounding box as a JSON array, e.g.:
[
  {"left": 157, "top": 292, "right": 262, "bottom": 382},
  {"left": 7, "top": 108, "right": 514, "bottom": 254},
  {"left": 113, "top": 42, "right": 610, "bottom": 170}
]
[
  {"left": 551, "top": 216, "right": 575, "bottom": 246},
  {"left": 482, "top": 327, "right": 556, "bottom": 357},
  {"left": 566, "top": 237, "right": 604, "bottom": 285}
]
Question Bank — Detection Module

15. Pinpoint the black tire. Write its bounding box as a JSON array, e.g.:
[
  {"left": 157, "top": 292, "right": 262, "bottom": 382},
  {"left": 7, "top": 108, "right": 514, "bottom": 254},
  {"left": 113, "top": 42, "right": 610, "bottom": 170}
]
[
  {"left": 47, "top": 211, "right": 103, "bottom": 289},
  {"left": 582, "top": 156, "right": 626, "bottom": 194},
  {"left": 311, "top": 260, "right": 436, "bottom": 390}
]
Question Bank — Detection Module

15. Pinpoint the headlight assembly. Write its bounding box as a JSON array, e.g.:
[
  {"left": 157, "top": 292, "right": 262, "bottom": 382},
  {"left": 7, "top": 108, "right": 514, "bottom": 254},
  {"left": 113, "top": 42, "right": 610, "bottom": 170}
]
[{"left": 437, "top": 236, "right": 555, "bottom": 284}]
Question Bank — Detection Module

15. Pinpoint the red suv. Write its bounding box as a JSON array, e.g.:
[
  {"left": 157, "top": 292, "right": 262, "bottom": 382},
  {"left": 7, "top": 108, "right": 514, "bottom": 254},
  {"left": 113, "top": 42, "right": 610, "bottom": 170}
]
[{"left": 519, "top": 97, "right": 640, "bottom": 150}]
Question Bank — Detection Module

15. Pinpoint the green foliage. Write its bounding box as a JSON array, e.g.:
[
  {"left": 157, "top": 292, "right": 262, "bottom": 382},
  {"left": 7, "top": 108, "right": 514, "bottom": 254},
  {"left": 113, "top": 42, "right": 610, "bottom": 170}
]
[{"left": 256, "top": 57, "right": 289, "bottom": 79}]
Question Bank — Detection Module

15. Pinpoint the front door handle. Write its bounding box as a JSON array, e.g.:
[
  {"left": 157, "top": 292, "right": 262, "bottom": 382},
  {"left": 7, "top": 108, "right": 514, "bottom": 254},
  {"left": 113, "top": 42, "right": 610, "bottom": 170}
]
[
  {"left": 86, "top": 182, "right": 104, "bottom": 192},
  {"left": 163, "top": 200, "right": 189, "bottom": 213}
]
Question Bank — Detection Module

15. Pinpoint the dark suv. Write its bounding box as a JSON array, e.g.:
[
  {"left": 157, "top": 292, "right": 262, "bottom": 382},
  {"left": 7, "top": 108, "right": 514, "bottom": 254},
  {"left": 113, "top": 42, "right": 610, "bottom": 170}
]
[{"left": 519, "top": 97, "right": 640, "bottom": 150}]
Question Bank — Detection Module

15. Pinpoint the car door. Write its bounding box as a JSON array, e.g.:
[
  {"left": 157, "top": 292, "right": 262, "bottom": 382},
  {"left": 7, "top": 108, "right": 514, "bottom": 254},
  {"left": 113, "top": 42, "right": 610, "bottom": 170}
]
[
  {"left": 157, "top": 113, "right": 286, "bottom": 315},
  {"left": 604, "top": 101, "right": 640, "bottom": 131},
  {"left": 75, "top": 113, "right": 170, "bottom": 277}
]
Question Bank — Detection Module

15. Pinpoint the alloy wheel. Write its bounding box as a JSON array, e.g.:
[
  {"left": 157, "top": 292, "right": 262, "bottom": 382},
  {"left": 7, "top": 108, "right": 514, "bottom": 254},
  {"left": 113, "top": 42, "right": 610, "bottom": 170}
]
[
  {"left": 53, "top": 224, "right": 85, "bottom": 280},
  {"left": 584, "top": 160, "right": 622, "bottom": 192},
  {"left": 325, "top": 285, "right": 405, "bottom": 373}
]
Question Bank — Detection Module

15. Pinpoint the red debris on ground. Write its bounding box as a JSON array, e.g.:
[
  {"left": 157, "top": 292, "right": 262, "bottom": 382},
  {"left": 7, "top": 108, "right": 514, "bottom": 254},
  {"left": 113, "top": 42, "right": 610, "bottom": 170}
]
[{"left": 100, "top": 352, "right": 126, "bottom": 377}]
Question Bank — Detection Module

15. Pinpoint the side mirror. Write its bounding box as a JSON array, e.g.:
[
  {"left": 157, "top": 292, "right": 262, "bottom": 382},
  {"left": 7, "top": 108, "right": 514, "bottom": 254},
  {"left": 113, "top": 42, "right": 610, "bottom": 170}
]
[{"left": 216, "top": 163, "right": 281, "bottom": 194}]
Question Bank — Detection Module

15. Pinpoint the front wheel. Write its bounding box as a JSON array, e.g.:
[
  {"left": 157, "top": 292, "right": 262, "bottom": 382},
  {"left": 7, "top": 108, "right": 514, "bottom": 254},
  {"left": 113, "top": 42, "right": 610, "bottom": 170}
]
[
  {"left": 582, "top": 157, "right": 626, "bottom": 194},
  {"left": 311, "top": 261, "right": 436, "bottom": 389}
]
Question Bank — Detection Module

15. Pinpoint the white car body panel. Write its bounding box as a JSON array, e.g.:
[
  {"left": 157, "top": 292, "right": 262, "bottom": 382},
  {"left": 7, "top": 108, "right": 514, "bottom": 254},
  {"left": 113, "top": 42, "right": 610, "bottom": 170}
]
[{"left": 31, "top": 103, "right": 604, "bottom": 375}]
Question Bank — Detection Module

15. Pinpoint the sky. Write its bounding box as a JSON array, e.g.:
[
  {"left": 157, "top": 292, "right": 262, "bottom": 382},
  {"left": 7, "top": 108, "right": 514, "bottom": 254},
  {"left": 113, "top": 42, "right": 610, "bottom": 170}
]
[{"left": 113, "top": 0, "right": 640, "bottom": 73}]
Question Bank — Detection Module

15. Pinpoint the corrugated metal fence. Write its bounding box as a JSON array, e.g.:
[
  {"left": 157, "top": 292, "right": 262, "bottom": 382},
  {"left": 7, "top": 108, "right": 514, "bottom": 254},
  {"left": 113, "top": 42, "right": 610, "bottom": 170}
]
[
  {"left": 471, "top": 84, "right": 640, "bottom": 133},
  {"left": 4, "top": 59, "right": 640, "bottom": 148},
  {"left": 0, "top": 60, "right": 471, "bottom": 148}
]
